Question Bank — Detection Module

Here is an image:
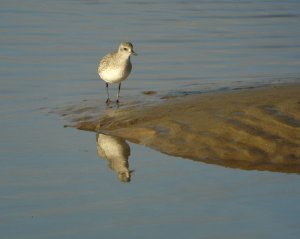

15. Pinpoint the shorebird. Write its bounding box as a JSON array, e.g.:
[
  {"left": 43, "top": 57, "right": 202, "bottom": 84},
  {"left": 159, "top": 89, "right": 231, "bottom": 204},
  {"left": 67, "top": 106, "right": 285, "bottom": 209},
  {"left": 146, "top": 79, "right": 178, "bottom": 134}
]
[{"left": 98, "top": 42, "right": 137, "bottom": 103}]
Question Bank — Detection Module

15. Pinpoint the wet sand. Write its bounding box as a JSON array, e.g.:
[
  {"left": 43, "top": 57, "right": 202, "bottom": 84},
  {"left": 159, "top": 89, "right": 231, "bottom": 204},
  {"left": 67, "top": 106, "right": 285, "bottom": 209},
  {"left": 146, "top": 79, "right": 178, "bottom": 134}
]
[{"left": 60, "top": 84, "right": 300, "bottom": 174}]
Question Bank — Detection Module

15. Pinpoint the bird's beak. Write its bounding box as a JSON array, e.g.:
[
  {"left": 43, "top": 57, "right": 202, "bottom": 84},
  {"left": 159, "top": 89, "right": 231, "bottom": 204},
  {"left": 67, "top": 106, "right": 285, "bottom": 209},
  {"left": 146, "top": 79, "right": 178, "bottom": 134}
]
[{"left": 131, "top": 50, "right": 138, "bottom": 56}]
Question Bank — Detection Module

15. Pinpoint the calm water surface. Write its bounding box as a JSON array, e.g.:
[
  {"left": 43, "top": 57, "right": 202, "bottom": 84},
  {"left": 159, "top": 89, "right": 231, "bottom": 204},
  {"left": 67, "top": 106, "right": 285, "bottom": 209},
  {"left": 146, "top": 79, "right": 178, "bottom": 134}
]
[{"left": 1, "top": 0, "right": 300, "bottom": 238}]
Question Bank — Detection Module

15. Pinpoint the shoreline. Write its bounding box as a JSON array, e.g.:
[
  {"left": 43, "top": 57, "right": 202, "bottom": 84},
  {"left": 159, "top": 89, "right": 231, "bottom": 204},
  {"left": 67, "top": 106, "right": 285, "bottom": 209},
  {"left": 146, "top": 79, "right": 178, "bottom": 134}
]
[{"left": 60, "top": 83, "right": 300, "bottom": 174}]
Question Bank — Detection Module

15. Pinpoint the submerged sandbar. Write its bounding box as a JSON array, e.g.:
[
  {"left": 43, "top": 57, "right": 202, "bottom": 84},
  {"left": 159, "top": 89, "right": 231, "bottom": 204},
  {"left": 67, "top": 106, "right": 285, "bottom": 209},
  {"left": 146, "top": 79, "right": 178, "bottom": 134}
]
[{"left": 61, "top": 84, "right": 300, "bottom": 174}]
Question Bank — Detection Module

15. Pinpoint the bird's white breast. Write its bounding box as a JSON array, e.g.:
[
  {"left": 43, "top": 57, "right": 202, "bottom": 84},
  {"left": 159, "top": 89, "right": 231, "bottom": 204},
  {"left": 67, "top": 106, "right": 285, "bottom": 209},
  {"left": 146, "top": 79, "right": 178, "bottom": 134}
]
[{"left": 99, "top": 67, "right": 130, "bottom": 83}]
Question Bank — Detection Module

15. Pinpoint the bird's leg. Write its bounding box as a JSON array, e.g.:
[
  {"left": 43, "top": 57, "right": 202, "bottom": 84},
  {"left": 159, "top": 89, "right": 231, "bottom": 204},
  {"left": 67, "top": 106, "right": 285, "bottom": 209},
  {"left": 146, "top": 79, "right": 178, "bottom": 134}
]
[
  {"left": 105, "top": 83, "right": 110, "bottom": 103},
  {"left": 116, "top": 83, "right": 121, "bottom": 103}
]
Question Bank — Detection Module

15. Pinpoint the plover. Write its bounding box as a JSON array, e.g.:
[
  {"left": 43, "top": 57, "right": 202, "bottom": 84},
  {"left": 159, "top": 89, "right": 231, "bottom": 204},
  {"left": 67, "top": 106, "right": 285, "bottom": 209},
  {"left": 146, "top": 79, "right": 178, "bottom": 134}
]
[{"left": 98, "top": 42, "right": 137, "bottom": 103}]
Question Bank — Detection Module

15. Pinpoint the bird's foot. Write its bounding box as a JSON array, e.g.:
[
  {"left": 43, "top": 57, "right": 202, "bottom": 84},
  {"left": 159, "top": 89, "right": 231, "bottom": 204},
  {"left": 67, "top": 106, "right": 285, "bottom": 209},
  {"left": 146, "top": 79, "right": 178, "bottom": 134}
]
[{"left": 106, "top": 98, "right": 111, "bottom": 104}]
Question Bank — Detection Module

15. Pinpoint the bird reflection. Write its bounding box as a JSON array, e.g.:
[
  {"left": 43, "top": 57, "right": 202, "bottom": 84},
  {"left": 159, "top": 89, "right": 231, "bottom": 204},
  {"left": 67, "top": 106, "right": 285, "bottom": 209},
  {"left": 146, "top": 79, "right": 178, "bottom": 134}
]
[{"left": 96, "top": 133, "right": 132, "bottom": 182}]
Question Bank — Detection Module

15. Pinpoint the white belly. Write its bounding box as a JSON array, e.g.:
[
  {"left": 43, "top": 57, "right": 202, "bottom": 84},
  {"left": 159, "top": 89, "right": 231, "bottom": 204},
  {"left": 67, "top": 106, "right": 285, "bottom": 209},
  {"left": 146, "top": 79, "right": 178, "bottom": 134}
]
[{"left": 99, "top": 68, "right": 130, "bottom": 83}]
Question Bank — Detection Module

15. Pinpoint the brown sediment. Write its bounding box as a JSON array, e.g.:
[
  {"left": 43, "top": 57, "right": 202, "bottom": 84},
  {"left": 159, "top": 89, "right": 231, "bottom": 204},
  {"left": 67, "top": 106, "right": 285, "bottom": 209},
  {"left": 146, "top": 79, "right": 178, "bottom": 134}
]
[
  {"left": 60, "top": 84, "right": 300, "bottom": 174},
  {"left": 142, "top": 90, "right": 157, "bottom": 95}
]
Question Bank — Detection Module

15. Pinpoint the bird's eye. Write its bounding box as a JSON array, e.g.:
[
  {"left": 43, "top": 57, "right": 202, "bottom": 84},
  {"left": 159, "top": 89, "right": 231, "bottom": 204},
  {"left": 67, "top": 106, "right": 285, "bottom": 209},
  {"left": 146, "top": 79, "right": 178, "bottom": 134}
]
[{"left": 123, "top": 47, "right": 128, "bottom": 51}]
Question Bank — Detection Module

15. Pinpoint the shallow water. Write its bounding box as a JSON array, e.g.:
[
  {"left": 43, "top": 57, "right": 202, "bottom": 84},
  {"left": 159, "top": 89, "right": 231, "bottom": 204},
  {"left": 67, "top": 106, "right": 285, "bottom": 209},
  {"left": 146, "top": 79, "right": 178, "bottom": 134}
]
[
  {"left": 1, "top": 0, "right": 300, "bottom": 238},
  {"left": 61, "top": 85, "right": 300, "bottom": 174}
]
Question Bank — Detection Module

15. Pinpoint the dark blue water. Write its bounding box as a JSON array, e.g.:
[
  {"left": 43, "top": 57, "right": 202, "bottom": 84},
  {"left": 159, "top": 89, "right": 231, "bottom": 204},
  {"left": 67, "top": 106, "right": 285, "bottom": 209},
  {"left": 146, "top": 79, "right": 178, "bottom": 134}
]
[{"left": 1, "top": 0, "right": 300, "bottom": 238}]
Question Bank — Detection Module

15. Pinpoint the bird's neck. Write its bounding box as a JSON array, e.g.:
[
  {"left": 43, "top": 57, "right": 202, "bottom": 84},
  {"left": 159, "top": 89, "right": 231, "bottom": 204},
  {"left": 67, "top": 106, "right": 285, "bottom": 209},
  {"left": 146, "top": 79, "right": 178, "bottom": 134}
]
[{"left": 117, "top": 52, "right": 130, "bottom": 62}]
